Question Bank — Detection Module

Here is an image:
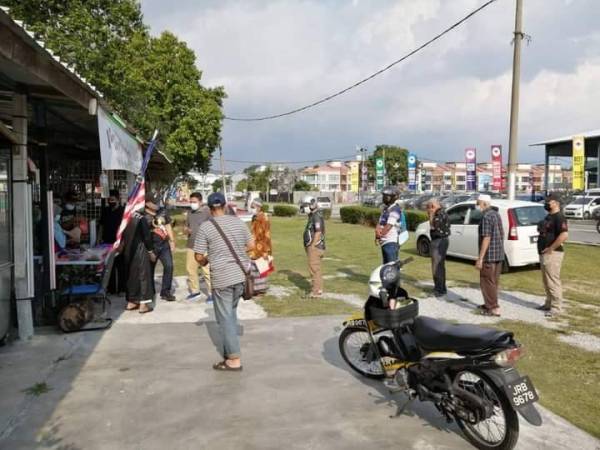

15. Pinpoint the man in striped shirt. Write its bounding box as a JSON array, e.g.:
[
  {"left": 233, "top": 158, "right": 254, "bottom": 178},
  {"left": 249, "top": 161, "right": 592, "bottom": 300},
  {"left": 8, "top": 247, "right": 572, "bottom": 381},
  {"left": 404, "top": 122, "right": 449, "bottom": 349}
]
[{"left": 194, "top": 192, "right": 255, "bottom": 371}]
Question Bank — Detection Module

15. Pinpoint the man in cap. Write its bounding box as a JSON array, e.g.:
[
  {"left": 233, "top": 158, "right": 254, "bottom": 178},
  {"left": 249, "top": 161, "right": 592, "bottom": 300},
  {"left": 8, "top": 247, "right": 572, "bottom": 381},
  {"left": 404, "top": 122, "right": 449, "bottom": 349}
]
[
  {"left": 537, "top": 192, "right": 569, "bottom": 317},
  {"left": 376, "top": 186, "right": 407, "bottom": 264},
  {"left": 475, "top": 194, "right": 504, "bottom": 316},
  {"left": 303, "top": 196, "right": 325, "bottom": 298},
  {"left": 194, "top": 192, "right": 255, "bottom": 371}
]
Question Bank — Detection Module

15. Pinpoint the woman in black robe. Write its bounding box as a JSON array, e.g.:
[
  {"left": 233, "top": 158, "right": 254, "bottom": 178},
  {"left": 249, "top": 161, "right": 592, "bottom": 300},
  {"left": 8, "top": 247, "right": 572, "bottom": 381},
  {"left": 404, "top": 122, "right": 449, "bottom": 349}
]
[{"left": 121, "top": 206, "right": 156, "bottom": 313}]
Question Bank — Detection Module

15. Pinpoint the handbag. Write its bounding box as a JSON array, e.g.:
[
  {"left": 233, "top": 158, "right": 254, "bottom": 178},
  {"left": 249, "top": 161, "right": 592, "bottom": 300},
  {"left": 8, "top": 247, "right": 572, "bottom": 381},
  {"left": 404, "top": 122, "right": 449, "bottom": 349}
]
[{"left": 209, "top": 218, "right": 254, "bottom": 300}]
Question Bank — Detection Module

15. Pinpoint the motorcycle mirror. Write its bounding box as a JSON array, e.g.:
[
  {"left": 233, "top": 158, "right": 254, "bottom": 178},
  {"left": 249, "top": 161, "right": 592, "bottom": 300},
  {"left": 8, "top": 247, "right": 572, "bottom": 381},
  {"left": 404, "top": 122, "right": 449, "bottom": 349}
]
[{"left": 398, "top": 230, "right": 409, "bottom": 246}]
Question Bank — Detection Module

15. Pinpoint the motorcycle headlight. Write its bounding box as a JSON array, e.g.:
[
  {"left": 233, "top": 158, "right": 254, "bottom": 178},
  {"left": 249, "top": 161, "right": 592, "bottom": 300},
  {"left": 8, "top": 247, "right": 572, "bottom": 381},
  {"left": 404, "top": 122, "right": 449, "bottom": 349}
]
[{"left": 380, "top": 265, "right": 399, "bottom": 289}]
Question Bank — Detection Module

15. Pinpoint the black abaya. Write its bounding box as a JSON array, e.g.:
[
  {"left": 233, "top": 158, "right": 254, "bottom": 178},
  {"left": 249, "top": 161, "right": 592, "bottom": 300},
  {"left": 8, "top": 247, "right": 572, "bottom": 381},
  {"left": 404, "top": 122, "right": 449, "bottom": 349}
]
[{"left": 121, "top": 212, "right": 155, "bottom": 303}]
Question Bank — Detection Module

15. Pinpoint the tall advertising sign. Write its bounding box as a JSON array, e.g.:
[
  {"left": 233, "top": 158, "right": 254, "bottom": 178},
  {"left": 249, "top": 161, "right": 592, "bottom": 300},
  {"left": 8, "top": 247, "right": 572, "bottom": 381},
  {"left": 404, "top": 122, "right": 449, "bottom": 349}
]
[
  {"left": 465, "top": 148, "right": 477, "bottom": 191},
  {"left": 572, "top": 136, "right": 585, "bottom": 190},
  {"left": 491, "top": 145, "right": 503, "bottom": 192},
  {"left": 350, "top": 162, "right": 359, "bottom": 193},
  {"left": 407, "top": 153, "right": 417, "bottom": 191},
  {"left": 375, "top": 157, "right": 385, "bottom": 191}
]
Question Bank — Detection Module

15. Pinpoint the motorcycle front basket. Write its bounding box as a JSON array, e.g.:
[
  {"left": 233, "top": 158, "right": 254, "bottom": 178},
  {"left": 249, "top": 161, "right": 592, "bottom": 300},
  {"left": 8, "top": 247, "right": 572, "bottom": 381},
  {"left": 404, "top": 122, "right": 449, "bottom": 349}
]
[{"left": 367, "top": 298, "right": 418, "bottom": 329}]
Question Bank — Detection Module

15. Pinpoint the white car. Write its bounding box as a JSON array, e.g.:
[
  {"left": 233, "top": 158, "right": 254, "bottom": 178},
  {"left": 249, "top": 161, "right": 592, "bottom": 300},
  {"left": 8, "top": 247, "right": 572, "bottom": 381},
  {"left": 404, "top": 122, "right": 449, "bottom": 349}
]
[
  {"left": 563, "top": 196, "right": 600, "bottom": 219},
  {"left": 415, "top": 200, "right": 547, "bottom": 272},
  {"left": 316, "top": 196, "right": 332, "bottom": 210}
]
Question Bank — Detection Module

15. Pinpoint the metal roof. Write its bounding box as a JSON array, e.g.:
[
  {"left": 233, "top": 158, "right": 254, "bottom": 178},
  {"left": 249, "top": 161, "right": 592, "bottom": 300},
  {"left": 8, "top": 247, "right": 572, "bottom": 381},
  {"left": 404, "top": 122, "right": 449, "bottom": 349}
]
[{"left": 529, "top": 129, "right": 600, "bottom": 146}]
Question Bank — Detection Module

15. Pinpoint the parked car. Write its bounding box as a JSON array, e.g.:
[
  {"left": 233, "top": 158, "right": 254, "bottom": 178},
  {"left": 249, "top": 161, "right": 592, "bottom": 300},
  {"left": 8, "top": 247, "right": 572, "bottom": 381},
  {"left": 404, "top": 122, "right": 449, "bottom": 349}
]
[
  {"left": 316, "top": 196, "right": 332, "bottom": 210},
  {"left": 440, "top": 194, "right": 471, "bottom": 209},
  {"left": 415, "top": 199, "right": 547, "bottom": 272},
  {"left": 563, "top": 196, "right": 600, "bottom": 219}
]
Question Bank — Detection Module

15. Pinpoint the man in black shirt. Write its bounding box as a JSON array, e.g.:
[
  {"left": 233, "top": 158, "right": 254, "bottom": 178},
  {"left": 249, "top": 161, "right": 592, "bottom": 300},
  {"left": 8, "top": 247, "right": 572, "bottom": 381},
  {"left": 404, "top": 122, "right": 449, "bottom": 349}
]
[
  {"left": 427, "top": 199, "right": 451, "bottom": 297},
  {"left": 100, "top": 190, "right": 125, "bottom": 293},
  {"left": 100, "top": 190, "right": 124, "bottom": 244},
  {"left": 303, "top": 196, "right": 325, "bottom": 298},
  {"left": 537, "top": 192, "right": 569, "bottom": 317}
]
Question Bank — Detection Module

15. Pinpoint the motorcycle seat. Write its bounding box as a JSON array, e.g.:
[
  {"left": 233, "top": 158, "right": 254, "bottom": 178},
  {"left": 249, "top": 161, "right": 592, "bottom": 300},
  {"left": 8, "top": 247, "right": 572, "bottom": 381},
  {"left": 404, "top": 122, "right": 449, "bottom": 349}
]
[{"left": 413, "top": 316, "right": 513, "bottom": 352}]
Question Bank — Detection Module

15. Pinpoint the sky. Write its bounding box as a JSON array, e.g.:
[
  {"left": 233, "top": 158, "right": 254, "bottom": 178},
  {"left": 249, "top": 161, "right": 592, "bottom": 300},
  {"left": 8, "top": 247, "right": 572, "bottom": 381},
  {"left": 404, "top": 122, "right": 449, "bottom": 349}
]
[{"left": 139, "top": 0, "right": 600, "bottom": 171}]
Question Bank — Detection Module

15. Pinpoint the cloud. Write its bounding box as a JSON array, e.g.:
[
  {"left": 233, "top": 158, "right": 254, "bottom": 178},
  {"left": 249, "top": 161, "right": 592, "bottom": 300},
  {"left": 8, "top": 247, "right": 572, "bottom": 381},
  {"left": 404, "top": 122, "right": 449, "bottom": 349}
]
[{"left": 139, "top": 0, "right": 600, "bottom": 168}]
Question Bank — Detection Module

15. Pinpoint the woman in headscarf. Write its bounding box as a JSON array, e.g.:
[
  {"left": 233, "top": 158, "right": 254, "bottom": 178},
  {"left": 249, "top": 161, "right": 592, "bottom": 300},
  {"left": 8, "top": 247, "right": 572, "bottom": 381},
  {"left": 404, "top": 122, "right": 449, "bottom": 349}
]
[
  {"left": 120, "top": 196, "right": 157, "bottom": 313},
  {"left": 248, "top": 199, "right": 273, "bottom": 294}
]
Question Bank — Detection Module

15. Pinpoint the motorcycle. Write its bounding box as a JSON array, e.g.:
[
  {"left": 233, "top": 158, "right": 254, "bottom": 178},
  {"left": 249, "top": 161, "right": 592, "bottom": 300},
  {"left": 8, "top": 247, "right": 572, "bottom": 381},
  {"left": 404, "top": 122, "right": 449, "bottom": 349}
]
[{"left": 338, "top": 233, "right": 542, "bottom": 450}]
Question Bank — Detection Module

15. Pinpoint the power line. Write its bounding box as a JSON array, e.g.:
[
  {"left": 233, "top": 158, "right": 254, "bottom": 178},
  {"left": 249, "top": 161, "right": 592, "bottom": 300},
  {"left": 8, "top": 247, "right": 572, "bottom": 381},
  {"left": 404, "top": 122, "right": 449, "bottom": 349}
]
[
  {"left": 224, "top": 0, "right": 500, "bottom": 122},
  {"left": 211, "top": 154, "right": 359, "bottom": 165}
]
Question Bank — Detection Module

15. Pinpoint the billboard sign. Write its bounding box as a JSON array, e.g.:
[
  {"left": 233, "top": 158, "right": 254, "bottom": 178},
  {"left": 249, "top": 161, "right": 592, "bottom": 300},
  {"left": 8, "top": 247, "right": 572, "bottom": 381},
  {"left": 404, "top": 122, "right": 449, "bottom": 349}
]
[
  {"left": 465, "top": 148, "right": 477, "bottom": 191},
  {"left": 572, "top": 136, "right": 585, "bottom": 190},
  {"left": 375, "top": 157, "right": 385, "bottom": 190},
  {"left": 491, "top": 145, "right": 503, "bottom": 192},
  {"left": 407, "top": 153, "right": 417, "bottom": 191}
]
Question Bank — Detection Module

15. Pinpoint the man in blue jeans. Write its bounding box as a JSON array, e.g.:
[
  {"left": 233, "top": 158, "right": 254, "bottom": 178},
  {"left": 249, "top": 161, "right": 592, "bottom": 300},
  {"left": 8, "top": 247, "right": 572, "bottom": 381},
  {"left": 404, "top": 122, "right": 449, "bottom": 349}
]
[
  {"left": 194, "top": 192, "right": 255, "bottom": 371},
  {"left": 376, "top": 186, "right": 407, "bottom": 264}
]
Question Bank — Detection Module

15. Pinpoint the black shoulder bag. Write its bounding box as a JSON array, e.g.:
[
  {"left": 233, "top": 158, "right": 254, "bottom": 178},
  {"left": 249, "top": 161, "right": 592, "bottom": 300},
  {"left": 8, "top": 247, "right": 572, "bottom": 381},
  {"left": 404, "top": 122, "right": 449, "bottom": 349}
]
[{"left": 209, "top": 218, "right": 254, "bottom": 300}]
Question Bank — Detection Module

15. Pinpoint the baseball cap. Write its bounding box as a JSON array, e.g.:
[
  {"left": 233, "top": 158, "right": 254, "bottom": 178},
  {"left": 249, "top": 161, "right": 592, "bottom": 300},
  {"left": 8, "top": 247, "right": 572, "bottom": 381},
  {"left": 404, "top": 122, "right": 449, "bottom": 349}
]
[
  {"left": 478, "top": 194, "right": 492, "bottom": 202},
  {"left": 546, "top": 192, "right": 561, "bottom": 203},
  {"left": 207, "top": 192, "right": 226, "bottom": 208}
]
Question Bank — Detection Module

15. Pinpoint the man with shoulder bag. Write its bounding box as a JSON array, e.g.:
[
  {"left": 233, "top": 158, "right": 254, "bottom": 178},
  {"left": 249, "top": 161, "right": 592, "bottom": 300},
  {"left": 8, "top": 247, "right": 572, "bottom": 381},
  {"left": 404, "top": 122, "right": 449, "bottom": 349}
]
[{"left": 193, "top": 192, "right": 255, "bottom": 372}]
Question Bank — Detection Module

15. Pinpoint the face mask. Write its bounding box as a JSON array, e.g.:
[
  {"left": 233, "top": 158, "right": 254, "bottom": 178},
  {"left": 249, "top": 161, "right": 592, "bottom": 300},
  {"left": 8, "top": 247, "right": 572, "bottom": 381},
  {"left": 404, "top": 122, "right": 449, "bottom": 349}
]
[
  {"left": 190, "top": 203, "right": 200, "bottom": 211},
  {"left": 108, "top": 201, "right": 117, "bottom": 207},
  {"left": 544, "top": 202, "right": 551, "bottom": 211},
  {"left": 249, "top": 207, "right": 257, "bottom": 214},
  {"left": 475, "top": 205, "right": 482, "bottom": 211},
  {"left": 65, "top": 204, "right": 75, "bottom": 211}
]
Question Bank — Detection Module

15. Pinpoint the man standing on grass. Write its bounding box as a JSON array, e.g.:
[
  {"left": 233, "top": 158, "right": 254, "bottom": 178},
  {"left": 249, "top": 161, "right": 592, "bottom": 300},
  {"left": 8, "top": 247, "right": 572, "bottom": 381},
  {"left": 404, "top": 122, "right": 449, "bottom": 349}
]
[
  {"left": 303, "top": 196, "right": 326, "bottom": 298},
  {"left": 475, "top": 194, "right": 504, "bottom": 317},
  {"left": 537, "top": 192, "right": 568, "bottom": 318},
  {"left": 376, "top": 186, "right": 407, "bottom": 264},
  {"left": 194, "top": 192, "right": 254, "bottom": 371},
  {"left": 427, "top": 198, "right": 451, "bottom": 297},
  {"left": 185, "top": 192, "right": 212, "bottom": 303}
]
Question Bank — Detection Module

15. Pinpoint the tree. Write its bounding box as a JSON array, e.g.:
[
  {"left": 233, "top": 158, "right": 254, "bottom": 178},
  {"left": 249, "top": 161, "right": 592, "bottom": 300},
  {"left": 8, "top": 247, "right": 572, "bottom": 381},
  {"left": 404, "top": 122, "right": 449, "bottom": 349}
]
[
  {"left": 5, "top": 1, "right": 225, "bottom": 175},
  {"left": 243, "top": 166, "right": 272, "bottom": 193},
  {"left": 212, "top": 177, "right": 231, "bottom": 193},
  {"left": 236, "top": 179, "right": 249, "bottom": 192},
  {"left": 367, "top": 145, "right": 409, "bottom": 185},
  {"left": 293, "top": 180, "right": 312, "bottom": 191}
]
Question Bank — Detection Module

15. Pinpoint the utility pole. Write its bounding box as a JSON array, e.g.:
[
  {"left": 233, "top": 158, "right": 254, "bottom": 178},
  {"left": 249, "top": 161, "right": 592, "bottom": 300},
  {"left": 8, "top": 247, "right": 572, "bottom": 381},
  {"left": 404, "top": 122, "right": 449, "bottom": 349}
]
[
  {"left": 219, "top": 145, "right": 227, "bottom": 198},
  {"left": 507, "top": 0, "right": 524, "bottom": 201}
]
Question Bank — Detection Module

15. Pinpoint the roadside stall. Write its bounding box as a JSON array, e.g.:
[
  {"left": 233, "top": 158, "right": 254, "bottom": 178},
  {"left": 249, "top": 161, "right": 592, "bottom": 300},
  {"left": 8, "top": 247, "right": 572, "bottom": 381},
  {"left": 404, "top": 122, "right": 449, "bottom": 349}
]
[{"left": 0, "top": 7, "right": 172, "bottom": 338}]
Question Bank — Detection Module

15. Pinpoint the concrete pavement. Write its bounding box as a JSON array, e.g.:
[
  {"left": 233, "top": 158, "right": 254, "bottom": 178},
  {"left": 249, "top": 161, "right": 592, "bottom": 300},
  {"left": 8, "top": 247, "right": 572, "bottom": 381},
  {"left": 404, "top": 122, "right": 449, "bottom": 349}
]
[{"left": 1, "top": 313, "right": 598, "bottom": 450}]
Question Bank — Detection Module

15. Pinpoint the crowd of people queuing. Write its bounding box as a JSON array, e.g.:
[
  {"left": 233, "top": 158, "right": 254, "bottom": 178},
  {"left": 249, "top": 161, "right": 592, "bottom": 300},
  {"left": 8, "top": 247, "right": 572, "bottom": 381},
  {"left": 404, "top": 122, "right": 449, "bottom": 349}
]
[{"left": 54, "top": 183, "right": 567, "bottom": 371}]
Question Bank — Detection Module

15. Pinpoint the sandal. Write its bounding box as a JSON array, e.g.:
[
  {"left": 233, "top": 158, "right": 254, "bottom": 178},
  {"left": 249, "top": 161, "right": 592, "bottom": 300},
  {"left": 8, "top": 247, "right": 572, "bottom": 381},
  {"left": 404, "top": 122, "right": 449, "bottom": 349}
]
[
  {"left": 212, "top": 361, "right": 243, "bottom": 372},
  {"left": 138, "top": 307, "right": 154, "bottom": 314},
  {"left": 126, "top": 304, "right": 139, "bottom": 311},
  {"left": 476, "top": 305, "right": 488, "bottom": 310},
  {"left": 479, "top": 309, "right": 500, "bottom": 317}
]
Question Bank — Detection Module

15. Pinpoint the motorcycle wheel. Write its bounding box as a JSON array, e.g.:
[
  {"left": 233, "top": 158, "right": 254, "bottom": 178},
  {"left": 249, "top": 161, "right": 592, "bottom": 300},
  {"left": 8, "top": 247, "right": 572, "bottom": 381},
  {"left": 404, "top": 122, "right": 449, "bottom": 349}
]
[
  {"left": 338, "top": 327, "right": 385, "bottom": 379},
  {"left": 453, "top": 370, "right": 519, "bottom": 450}
]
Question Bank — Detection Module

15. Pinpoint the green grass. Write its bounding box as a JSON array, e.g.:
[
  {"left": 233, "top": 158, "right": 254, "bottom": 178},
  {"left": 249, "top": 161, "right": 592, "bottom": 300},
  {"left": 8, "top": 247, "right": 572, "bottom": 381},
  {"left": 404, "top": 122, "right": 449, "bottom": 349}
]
[
  {"left": 22, "top": 382, "right": 51, "bottom": 397},
  {"left": 503, "top": 320, "right": 600, "bottom": 438}
]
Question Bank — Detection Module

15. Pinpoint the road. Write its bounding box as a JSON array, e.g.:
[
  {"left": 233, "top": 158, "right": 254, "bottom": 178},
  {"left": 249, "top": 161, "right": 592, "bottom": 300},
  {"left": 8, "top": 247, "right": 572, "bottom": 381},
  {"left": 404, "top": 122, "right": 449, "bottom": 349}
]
[{"left": 567, "top": 220, "right": 600, "bottom": 245}]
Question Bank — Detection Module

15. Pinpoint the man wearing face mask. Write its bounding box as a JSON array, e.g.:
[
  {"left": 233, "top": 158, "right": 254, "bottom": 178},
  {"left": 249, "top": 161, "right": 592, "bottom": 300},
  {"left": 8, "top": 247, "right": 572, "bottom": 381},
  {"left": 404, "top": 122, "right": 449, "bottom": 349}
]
[
  {"left": 537, "top": 192, "right": 568, "bottom": 318},
  {"left": 303, "top": 196, "right": 325, "bottom": 298},
  {"left": 100, "top": 189, "right": 124, "bottom": 244},
  {"left": 185, "top": 192, "right": 212, "bottom": 302}
]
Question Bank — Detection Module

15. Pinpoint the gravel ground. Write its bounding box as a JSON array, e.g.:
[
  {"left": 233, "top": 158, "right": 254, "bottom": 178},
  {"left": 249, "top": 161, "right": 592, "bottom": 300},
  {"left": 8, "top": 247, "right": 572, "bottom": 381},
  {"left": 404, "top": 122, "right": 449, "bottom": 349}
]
[{"left": 265, "top": 282, "right": 600, "bottom": 353}]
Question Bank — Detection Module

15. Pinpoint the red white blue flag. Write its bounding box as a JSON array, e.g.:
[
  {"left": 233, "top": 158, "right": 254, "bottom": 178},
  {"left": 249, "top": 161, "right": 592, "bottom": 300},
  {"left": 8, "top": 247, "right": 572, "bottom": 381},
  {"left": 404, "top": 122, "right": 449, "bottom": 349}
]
[{"left": 113, "top": 130, "right": 159, "bottom": 251}]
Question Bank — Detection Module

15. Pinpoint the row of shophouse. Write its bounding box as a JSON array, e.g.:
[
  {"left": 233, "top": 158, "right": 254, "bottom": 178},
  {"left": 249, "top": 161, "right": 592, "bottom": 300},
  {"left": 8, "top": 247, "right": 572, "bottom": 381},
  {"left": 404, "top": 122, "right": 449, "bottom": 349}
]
[{"left": 298, "top": 160, "right": 571, "bottom": 194}]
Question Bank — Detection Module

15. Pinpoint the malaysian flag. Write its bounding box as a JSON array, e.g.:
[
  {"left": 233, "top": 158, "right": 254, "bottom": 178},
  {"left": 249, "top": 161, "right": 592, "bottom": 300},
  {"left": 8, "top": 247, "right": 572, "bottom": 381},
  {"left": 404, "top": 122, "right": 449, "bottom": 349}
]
[{"left": 112, "top": 130, "right": 159, "bottom": 251}]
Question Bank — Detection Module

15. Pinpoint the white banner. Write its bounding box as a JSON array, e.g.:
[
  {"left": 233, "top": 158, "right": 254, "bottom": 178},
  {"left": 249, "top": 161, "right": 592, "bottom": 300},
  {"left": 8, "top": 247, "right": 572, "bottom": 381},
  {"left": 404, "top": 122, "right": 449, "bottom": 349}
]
[{"left": 97, "top": 107, "right": 142, "bottom": 174}]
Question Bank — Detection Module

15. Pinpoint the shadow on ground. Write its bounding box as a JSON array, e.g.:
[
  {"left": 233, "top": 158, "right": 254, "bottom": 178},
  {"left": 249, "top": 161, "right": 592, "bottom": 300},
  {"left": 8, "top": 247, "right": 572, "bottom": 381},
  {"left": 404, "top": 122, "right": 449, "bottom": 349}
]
[{"left": 320, "top": 335, "right": 470, "bottom": 446}]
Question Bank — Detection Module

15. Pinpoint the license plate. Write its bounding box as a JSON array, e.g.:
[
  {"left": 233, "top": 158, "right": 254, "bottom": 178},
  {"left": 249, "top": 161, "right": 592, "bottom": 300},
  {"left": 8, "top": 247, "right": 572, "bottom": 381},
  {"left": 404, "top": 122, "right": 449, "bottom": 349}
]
[
  {"left": 530, "top": 236, "right": 538, "bottom": 244},
  {"left": 505, "top": 376, "right": 539, "bottom": 409}
]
